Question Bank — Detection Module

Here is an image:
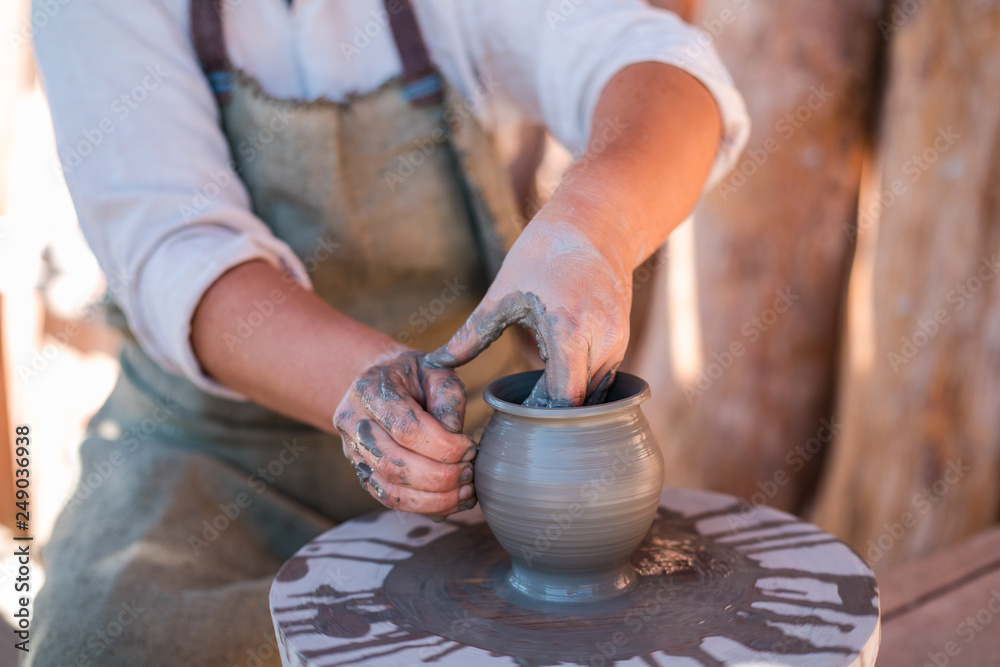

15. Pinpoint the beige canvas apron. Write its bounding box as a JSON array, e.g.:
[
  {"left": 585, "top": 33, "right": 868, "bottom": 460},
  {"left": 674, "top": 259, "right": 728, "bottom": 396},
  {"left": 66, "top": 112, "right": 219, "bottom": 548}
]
[{"left": 28, "top": 1, "right": 526, "bottom": 665}]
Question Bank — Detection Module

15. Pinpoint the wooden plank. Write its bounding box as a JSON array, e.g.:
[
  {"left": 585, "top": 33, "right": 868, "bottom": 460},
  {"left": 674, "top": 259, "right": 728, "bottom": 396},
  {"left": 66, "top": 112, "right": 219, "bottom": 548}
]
[
  {"left": 879, "top": 526, "right": 1000, "bottom": 620},
  {"left": 879, "top": 548, "right": 1000, "bottom": 666},
  {"left": 813, "top": 0, "right": 1000, "bottom": 567}
]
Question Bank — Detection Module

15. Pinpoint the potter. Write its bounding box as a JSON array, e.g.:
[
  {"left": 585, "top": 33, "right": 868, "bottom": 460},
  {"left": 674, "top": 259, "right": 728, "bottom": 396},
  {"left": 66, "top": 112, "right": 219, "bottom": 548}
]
[
  {"left": 31, "top": 0, "right": 751, "bottom": 661},
  {"left": 476, "top": 370, "right": 665, "bottom": 603}
]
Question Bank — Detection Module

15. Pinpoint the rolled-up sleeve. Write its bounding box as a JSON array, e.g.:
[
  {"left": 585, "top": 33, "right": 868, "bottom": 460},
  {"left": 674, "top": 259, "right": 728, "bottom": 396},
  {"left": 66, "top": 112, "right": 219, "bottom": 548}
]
[
  {"left": 459, "top": 0, "right": 751, "bottom": 189},
  {"left": 32, "top": 0, "right": 310, "bottom": 399}
]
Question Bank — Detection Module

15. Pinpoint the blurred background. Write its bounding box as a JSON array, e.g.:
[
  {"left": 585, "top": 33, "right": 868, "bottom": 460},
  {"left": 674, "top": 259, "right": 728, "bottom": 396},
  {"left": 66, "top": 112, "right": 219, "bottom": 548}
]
[{"left": 0, "top": 0, "right": 998, "bottom": 664}]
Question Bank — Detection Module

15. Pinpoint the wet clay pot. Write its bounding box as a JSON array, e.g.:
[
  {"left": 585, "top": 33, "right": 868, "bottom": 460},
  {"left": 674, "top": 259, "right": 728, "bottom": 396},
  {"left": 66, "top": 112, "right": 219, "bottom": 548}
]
[{"left": 476, "top": 370, "right": 665, "bottom": 604}]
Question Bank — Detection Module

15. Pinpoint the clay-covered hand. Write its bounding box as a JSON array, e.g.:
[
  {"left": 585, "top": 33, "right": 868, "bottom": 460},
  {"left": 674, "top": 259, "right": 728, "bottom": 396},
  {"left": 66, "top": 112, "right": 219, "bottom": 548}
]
[
  {"left": 334, "top": 350, "right": 477, "bottom": 516},
  {"left": 427, "top": 220, "right": 633, "bottom": 407}
]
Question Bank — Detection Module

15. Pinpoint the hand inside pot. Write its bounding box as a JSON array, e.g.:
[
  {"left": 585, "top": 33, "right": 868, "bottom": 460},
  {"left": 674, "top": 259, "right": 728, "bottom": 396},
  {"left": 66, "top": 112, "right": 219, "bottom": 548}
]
[
  {"left": 334, "top": 350, "right": 478, "bottom": 517},
  {"left": 425, "top": 219, "right": 633, "bottom": 408}
]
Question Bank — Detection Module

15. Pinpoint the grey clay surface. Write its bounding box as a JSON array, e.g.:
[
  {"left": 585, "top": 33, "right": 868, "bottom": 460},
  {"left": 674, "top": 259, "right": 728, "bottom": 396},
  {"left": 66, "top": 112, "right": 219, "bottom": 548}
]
[{"left": 476, "top": 370, "right": 665, "bottom": 603}]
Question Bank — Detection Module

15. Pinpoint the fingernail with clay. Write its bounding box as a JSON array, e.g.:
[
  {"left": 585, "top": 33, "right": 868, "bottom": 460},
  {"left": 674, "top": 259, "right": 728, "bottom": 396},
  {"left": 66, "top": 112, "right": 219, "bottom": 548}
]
[
  {"left": 368, "top": 477, "right": 387, "bottom": 501},
  {"left": 461, "top": 445, "right": 478, "bottom": 462},
  {"left": 458, "top": 498, "right": 478, "bottom": 512},
  {"left": 459, "top": 484, "right": 474, "bottom": 500},
  {"left": 423, "top": 352, "right": 457, "bottom": 368},
  {"left": 429, "top": 515, "right": 446, "bottom": 523},
  {"left": 440, "top": 412, "right": 462, "bottom": 434},
  {"left": 354, "top": 461, "right": 373, "bottom": 483},
  {"left": 459, "top": 466, "right": 473, "bottom": 483}
]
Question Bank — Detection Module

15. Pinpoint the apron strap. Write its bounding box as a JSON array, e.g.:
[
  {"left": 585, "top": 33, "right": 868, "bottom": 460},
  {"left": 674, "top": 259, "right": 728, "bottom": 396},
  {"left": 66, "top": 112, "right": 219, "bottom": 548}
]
[
  {"left": 189, "top": 0, "right": 441, "bottom": 107},
  {"left": 385, "top": 0, "right": 444, "bottom": 106},
  {"left": 190, "top": 0, "right": 232, "bottom": 103}
]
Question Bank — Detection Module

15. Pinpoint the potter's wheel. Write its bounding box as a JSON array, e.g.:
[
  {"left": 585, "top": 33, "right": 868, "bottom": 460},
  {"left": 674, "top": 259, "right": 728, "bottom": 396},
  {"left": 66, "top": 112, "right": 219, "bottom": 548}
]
[{"left": 269, "top": 487, "right": 880, "bottom": 666}]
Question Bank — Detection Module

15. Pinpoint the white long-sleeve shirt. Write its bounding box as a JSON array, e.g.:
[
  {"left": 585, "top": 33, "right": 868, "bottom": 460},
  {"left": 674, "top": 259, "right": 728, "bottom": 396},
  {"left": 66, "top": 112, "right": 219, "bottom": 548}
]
[{"left": 33, "top": 0, "right": 749, "bottom": 398}]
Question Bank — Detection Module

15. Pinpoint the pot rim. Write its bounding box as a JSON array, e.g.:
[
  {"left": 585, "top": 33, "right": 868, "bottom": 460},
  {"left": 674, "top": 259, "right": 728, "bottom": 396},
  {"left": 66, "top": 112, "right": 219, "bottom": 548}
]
[{"left": 483, "top": 370, "right": 651, "bottom": 419}]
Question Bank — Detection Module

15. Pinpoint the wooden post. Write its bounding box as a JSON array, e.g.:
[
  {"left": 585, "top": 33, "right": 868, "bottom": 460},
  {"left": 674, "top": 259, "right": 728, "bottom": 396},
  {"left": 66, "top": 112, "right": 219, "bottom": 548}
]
[
  {"left": 813, "top": 0, "right": 1000, "bottom": 569},
  {"left": 626, "top": 0, "right": 884, "bottom": 511},
  {"left": 0, "top": 0, "right": 30, "bottom": 530}
]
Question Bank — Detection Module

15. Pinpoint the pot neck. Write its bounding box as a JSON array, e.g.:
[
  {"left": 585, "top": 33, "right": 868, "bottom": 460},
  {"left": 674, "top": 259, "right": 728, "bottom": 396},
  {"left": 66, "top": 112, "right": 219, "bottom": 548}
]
[{"left": 483, "top": 371, "right": 651, "bottom": 421}]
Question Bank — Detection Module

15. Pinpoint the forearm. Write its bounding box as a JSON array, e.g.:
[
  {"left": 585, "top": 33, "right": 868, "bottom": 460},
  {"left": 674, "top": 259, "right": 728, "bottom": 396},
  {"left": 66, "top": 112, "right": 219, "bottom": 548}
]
[
  {"left": 190, "top": 260, "right": 406, "bottom": 432},
  {"left": 538, "top": 62, "right": 722, "bottom": 270}
]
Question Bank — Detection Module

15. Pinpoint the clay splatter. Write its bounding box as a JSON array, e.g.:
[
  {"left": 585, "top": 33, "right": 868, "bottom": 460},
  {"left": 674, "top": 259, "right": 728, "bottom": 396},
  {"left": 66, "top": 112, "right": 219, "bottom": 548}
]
[
  {"left": 356, "top": 420, "right": 383, "bottom": 458},
  {"left": 271, "top": 497, "right": 878, "bottom": 666}
]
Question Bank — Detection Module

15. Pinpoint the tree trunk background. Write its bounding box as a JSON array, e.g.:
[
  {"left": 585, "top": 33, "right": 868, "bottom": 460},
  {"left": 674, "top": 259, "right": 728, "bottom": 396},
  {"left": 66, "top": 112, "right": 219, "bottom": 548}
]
[
  {"left": 813, "top": 0, "right": 1000, "bottom": 571},
  {"left": 626, "top": 0, "right": 883, "bottom": 512}
]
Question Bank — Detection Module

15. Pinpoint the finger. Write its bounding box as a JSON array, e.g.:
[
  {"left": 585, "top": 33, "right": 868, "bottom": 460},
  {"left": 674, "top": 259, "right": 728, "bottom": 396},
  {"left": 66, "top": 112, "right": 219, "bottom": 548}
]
[
  {"left": 425, "top": 292, "right": 539, "bottom": 368},
  {"left": 523, "top": 370, "right": 550, "bottom": 408},
  {"left": 535, "top": 325, "right": 592, "bottom": 407},
  {"left": 584, "top": 362, "right": 619, "bottom": 406},
  {"left": 338, "top": 417, "right": 472, "bottom": 493},
  {"left": 423, "top": 308, "right": 497, "bottom": 369},
  {"left": 427, "top": 495, "right": 479, "bottom": 520},
  {"left": 422, "top": 366, "right": 467, "bottom": 434},
  {"left": 351, "top": 367, "right": 475, "bottom": 463},
  {"left": 347, "top": 452, "right": 476, "bottom": 514}
]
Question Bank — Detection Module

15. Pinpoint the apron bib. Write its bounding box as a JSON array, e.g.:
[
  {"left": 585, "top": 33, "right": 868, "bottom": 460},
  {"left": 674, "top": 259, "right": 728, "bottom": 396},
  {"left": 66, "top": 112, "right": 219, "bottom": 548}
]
[
  {"left": 113, "top": 0, "right": 527, "bottom": 521},
  {"left": 29, "top": 2, "right": 527, "bottom": 665}
]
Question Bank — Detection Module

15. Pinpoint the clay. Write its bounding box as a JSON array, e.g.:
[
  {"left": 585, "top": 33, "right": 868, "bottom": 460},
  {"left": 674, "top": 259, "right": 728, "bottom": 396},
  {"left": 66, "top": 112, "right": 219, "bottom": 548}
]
[
  {"left": 356, "top": 420, "right": 383, "bottom": 458},
  {"left": 428, "top": 375, "right": 464, "bottom": 433},
  {"left": 336, "top": 349, "right": 476, "bottom": 514},
  {"left": 425, "top": 220, "right": 632, "bottom": 408},
  {"left": 476, "top": 370, "right": 665, "bottom": 603},
  {"left": 353, "top": 461, "right": 373, "bottom": 482}
]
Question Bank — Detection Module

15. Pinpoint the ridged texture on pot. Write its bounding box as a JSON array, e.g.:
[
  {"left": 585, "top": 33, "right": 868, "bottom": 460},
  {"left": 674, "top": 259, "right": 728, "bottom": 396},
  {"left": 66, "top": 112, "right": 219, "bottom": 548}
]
[{"left": 477, "top": 371, "right": 665, "bottom": 587}]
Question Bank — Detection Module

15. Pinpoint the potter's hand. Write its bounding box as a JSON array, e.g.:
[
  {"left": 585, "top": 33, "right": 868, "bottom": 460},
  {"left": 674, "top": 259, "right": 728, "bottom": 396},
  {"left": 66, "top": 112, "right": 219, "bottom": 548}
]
[
  {"left": 427, "top": 220, "right": 632, "bottom": 407},
  {"left": 334, "top": 350, "right": 477, "bottom": 516}
]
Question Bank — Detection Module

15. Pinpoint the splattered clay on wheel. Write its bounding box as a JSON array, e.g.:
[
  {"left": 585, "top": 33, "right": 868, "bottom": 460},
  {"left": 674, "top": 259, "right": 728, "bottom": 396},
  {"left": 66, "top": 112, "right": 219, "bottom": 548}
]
[{"left": 270, "top": 488, "right": 880, "bottom": 667}]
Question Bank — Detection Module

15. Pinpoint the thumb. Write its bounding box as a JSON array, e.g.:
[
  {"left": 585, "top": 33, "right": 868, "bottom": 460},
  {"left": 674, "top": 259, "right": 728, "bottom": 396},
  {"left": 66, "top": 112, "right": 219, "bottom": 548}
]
[{"left": 425, "top": 301, "right": 509, "bottom": 369}]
